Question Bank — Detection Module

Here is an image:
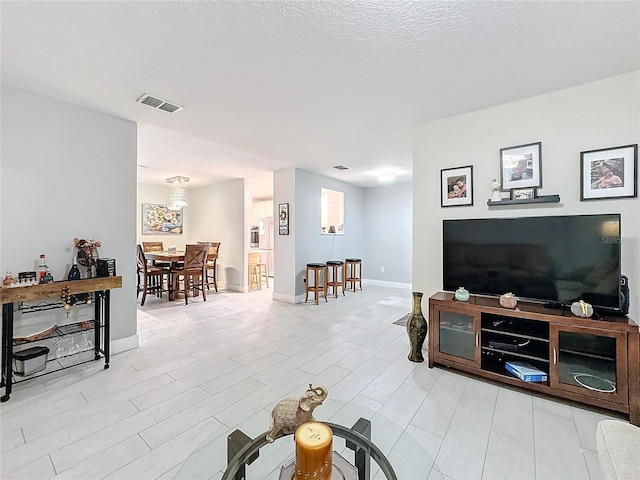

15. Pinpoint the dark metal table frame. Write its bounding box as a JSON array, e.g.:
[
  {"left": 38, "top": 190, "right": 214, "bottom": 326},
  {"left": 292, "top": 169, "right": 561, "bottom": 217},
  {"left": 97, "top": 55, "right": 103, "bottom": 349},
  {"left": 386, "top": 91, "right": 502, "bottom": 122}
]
[
  {"left": 223, "top": 418, "right": 397, "bottom": 480},
  {"left": 1, "top": 289, "right": 111, "bottom": 402}
]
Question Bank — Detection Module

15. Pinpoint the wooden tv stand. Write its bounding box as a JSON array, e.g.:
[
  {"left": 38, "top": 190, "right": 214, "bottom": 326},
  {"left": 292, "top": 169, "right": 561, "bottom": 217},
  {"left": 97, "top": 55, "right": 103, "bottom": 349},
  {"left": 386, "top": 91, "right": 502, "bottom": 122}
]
[{"left": 428, "top": 292, "right": 640, "bottom": 425}]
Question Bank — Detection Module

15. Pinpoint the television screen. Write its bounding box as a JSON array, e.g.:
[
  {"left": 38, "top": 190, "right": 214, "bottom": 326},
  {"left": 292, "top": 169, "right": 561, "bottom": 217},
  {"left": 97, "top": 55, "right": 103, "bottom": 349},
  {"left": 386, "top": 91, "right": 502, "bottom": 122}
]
[{"left": 443, "top": 214, "right": 622, "bottom": 313}]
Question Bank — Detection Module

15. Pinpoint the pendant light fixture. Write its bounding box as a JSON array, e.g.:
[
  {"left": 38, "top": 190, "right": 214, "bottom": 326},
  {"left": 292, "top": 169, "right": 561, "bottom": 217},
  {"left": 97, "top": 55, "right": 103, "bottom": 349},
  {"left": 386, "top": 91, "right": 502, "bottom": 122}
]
[{"left": 166, "top": 176, "right": 189, "bottom": 210}]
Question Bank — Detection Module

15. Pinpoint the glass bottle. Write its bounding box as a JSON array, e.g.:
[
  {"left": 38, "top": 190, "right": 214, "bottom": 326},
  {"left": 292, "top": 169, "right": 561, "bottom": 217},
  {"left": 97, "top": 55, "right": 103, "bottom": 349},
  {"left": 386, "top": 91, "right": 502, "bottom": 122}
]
[
  {"left": 68, "top": 257, "right": 81, "bottom": 281},
  {"left": 43, "top": 268, "right": 54, "bottom": 283},
  {"left": 38, "top": 254, "right": 48, "bottom": 284},
  {"left": 3, "top": 271, "right": 12, "bottom": 286}
]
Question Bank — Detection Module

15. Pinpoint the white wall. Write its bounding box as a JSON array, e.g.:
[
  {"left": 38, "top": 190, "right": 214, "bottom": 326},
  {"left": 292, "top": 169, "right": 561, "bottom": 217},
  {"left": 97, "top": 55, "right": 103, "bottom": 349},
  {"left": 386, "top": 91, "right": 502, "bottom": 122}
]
[
  {"left": 273, "top": 168, "right": 296, "bottom": 301},
  {"left": 364, "top": 182, "right": 412, "bottom": 286},
  {"left": 188, "top": 179, "right": 247, "bottom": 291},
  {"left": 413, "top": 71, "right": 640, "bottom": 319},
  {"left": 1, "top": 84, "right": 138, "bottom": 347}
]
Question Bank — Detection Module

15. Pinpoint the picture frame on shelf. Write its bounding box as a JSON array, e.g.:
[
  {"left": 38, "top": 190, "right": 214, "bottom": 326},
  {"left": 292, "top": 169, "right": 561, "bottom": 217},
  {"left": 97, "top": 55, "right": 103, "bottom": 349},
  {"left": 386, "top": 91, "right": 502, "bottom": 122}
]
[
  {"left": 441, "top": 165, "right": 473, "bottom": 207},
  {"left": 510, "top": 187, "right": 537, "bottom": 201},
  {"left": 278, "top": 203, "right": 289, "bottom": 235},
  {"left": 500, "top": 141, "right": 542, "bottom": 190},
  {"left": 580, "top": 144, "right": 638, "bottom": 201}
]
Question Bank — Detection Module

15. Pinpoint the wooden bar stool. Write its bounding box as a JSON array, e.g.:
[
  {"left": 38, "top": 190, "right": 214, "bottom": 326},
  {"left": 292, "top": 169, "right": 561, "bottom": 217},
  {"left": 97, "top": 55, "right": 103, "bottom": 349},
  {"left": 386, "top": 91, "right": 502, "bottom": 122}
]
[
  {"left": 326, "top": 260, "right": 345, "bottom": 298},
  {"left": 345, "top": 258, "right": 362, "bottom": 292},
  {"left": 248, "top": 252, "right": 268, "bottom": 290},
  {"left": 305, "top": 263, "right": 328, "bottom": 304}
]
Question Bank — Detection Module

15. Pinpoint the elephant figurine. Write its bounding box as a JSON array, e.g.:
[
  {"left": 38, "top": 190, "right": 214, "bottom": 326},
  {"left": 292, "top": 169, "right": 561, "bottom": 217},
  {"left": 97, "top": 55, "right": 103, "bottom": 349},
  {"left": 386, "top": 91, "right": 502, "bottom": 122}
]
[{"left": 265, "top": 384, "right": 328, "bottom": 442}]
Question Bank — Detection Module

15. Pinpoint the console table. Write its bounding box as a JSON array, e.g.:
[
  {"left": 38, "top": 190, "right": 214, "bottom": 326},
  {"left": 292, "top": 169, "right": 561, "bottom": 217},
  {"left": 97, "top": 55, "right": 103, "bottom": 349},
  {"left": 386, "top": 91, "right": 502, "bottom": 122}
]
[
  {"left": 1, "top": 276, "right": 122, "bottom": 402},
  {"left": 428, "top": 292, "right": 640, "bottom": 425}
]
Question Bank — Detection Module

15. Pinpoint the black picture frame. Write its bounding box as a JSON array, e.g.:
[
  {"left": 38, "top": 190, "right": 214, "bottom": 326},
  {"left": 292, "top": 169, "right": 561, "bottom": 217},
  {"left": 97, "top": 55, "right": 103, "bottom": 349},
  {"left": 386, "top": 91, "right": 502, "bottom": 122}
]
[
  {"left": 580, "top": 144, "right": 638, "bottom": 201},
  {"left": 500, "top": 142, "right": 542, "bottom": 190},
  {"left": 441, "top": 165, "right": 473, "bottom": 207},
  {"left": 278, "top": 203, "right": 289, "bottom": 235}
]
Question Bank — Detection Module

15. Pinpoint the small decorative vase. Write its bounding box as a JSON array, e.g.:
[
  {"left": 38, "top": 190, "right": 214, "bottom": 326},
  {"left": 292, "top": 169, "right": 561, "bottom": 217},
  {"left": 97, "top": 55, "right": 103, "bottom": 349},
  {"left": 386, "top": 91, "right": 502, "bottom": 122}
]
[
  {"left": 455, "top": 287, "right": 470, "bottom": 302},
  {"left": 500, "top": 292, "right": 518, "bottom": 309},
  {"left": 407, "top": 292, "right": 427, "bottom": 363}
]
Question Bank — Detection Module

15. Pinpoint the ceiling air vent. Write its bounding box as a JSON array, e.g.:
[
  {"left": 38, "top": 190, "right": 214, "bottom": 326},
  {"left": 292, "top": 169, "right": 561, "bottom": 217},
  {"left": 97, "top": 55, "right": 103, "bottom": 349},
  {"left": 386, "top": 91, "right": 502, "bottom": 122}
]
[
  {"left": 137, "top": 94, "right": 183, "bottom": 114},
  {"left": 333, "top": 165, "right": 349, "bottom": 170}
]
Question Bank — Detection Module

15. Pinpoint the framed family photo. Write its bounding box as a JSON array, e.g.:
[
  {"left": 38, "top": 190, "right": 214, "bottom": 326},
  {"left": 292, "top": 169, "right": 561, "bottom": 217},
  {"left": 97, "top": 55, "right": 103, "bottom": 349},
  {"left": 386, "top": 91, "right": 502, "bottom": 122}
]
[
  {"left": 500, "top": 142, "right": 542, "bottom": 190},
  {"left": 441, "top": 165, "right": 473, "bottom": 207},
  {"left": 580, "top": 144, "right": 638, "bottom": 201}
]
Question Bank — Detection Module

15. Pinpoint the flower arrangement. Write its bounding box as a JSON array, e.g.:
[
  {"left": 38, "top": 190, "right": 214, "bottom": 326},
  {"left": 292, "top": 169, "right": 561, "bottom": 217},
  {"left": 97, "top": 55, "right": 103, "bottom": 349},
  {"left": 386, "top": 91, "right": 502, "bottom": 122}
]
[
  {"left": 74, "top": 238, "right": 101, "bottom": 253},
  {"left": 74, "top": 238, "right": 101, "bottom": 276}
]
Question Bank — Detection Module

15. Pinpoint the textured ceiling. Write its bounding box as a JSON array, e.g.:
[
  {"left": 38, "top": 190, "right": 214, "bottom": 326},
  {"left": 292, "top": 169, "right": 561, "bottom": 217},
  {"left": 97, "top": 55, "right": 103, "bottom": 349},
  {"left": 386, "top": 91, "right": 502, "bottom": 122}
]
[{"left": 2, "top": 1, "right": 639, "bottom": 198}]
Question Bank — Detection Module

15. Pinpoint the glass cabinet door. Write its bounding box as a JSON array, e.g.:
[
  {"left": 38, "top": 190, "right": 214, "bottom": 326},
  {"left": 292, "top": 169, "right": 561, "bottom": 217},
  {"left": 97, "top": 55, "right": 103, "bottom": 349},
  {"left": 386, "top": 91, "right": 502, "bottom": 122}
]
[
  {"left": 550, "top": 325, "right": 627, "bottom": 404},
  {"left": 434, "top": 307, "right": 480, "bottom": 367}
]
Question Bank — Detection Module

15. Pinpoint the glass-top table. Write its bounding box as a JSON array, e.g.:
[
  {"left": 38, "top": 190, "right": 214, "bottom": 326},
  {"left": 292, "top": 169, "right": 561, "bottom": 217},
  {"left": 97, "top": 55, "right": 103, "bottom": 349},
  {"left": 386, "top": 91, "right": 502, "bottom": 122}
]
[{"left": 175, "top": 398, "right": 435, "bottom": 480}]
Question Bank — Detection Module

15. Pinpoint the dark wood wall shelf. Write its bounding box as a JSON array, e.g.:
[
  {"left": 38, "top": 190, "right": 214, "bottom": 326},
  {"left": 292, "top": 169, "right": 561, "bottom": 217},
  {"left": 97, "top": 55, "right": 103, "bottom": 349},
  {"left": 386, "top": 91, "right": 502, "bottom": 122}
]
[{"left": 487, "top": 194, "right": 561, "bottom": 206}]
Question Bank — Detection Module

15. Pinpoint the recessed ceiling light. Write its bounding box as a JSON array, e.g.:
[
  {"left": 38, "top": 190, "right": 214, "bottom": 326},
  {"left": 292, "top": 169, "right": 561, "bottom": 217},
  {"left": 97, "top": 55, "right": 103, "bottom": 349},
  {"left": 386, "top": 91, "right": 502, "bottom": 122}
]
[{"left": 377, "top": 170, "right": 396, "bottom": 183}]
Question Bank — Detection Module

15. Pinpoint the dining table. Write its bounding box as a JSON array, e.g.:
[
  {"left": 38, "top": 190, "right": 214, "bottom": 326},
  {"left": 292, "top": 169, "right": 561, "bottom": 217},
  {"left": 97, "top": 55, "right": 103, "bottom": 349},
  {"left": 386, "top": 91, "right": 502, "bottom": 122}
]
[{"left": 145, "top": 250, "right": 218, "bottom": 301}]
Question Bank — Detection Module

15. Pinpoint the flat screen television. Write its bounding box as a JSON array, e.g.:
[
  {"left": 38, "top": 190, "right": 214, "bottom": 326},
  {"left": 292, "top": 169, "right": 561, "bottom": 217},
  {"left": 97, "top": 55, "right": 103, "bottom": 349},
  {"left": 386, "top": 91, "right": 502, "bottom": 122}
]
[{"left": 443, "top": 214, "right": 622, "bottom": 314}]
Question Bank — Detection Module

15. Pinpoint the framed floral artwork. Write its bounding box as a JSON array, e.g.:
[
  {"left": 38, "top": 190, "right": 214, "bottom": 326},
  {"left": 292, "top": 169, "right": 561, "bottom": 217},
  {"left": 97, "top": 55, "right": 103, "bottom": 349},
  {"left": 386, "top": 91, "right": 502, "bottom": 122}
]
[
  {"left": 142, "top": 203, "right": 183, "bottom": 235},
  {"left": 441, "top": 165, "right": 473, "bottom": 207},
  {"left": 580, "top": 144, "right": 638, "bottom": 201}
]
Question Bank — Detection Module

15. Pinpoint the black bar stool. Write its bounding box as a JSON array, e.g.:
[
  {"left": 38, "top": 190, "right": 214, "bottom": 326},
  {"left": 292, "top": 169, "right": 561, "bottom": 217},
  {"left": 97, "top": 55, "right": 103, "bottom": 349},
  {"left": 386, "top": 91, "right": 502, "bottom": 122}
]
[
  {"left": 345, "top": 258, "right": 362, "bottom": 292},
  {"left": 305, "top": 263, "right": 328, "bottom": 304},
  {"left": 326, "top": 260, "right": 345, "bottom": 298}
]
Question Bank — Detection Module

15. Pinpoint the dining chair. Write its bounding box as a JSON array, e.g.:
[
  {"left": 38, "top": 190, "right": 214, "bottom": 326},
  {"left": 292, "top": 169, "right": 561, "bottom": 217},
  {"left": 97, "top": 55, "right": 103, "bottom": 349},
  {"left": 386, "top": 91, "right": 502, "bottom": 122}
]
[
  {"left": 248, "top": 252, "right": 269, "bottom": 290},
  {"left": 142, "top": 241, "right": 164, "bottom": 252},
  {"left": 198, "top": 241, "right": 220, "bottom": 292},
  {"left": 142, "top": 241, "right": 171, "bottom": 268},
  {"left": 136, "top": 244, "right": 170, "bottom": 306},
  {"left": 170, "top": 243, "right": 209, "bottom": 304}
]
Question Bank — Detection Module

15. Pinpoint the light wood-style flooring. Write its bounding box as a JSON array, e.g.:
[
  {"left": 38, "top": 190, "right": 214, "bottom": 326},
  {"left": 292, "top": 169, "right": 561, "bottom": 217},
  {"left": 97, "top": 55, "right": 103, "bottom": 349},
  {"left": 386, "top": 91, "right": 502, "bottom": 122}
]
[{"left": 1, "top": 285, "right": 620, "bottom": 479}]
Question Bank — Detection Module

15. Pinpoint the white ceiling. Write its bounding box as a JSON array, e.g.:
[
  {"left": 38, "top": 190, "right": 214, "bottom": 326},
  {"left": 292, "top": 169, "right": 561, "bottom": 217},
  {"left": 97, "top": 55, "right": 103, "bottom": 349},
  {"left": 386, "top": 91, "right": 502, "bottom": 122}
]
[{"left": 2, "top": 1, "right": 639, "bottom": 199}]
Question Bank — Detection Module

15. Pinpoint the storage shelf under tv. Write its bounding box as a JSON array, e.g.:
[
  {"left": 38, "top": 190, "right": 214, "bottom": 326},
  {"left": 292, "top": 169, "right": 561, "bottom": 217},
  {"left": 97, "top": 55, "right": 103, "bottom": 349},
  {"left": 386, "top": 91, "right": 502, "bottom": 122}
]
[
  {"left": 486, "top": 194, "right": 561, "bottom": 206},
  {"left": 428, "top": 291, "right": 640, "bottom": 426}
]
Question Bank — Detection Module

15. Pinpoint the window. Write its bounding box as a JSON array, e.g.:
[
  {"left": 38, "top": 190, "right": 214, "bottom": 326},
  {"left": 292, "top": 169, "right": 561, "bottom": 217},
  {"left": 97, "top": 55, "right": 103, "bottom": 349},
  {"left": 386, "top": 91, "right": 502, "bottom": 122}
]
[{"left": 321, "top": 188, "right": 344, "bottom": 234}]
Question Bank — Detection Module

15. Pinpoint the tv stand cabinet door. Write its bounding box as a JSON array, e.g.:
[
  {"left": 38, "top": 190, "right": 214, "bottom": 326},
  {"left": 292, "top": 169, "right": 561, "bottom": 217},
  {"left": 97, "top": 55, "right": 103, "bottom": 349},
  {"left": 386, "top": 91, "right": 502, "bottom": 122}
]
[
  {"left": 431, "top": 306, "right": 481, "bottom": 368},
  {"left": 549, "top": 324, "right": 628, "bottom": 405}
]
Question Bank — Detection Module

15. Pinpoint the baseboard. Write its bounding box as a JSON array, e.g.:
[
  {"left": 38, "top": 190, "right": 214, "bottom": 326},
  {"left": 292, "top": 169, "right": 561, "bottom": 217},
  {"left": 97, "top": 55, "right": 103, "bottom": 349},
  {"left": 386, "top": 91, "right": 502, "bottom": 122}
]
[
  {"left": 273, "top": 291, "right": 298, "bottom": 304},
  {"left": 110, "top": 334, "right": 139, "bottom": 354},
  {"left": 363, "top": 279, "right": 412, "bottom": 289},
  {"left": 222, "top": 283, "right": 245, "bottom": 293}
]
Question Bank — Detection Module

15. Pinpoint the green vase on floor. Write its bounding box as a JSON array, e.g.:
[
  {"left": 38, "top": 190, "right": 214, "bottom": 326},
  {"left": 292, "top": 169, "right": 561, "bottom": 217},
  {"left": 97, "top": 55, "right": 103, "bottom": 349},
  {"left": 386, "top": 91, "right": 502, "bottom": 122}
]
[{"left": 407, "top": 291, "right": 427, "bottom": 362}]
